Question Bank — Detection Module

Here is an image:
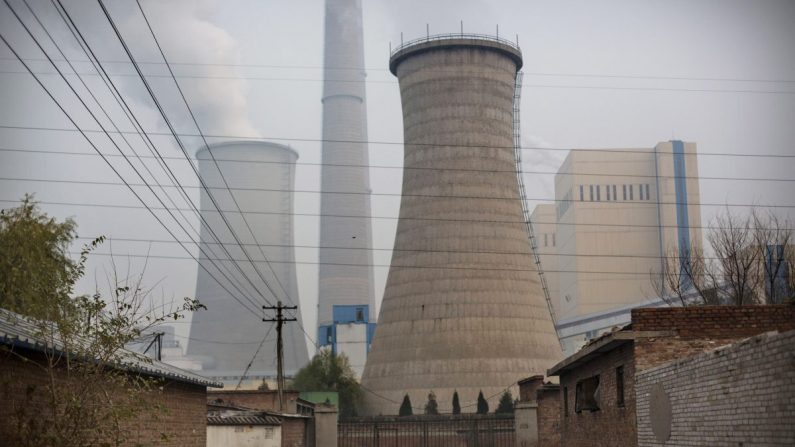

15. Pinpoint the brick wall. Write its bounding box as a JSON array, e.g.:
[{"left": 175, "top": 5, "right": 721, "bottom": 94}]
[
  {"left": 636, "top": 330, "right": 795, "bottom": 446},
  {"left": 209, "top": 389, "right": 302, "bottom": 413},
  {"left": 0, "top": 348, "right": 208, "bottom": 446},
  {"left": 518, "top": 375, "right": 544, "bottom": 402},
  {"left": 536, "top": 385, "right": 561, "bottom": 447},
  {"left": 282, "top": 417, "right": 309, "bottom": 447},
  {"left": 559, "top": 343, "right": 636, "bottom": 447},
  {"left": 632, "top": 305, "right": 795, "bottom": 370}
]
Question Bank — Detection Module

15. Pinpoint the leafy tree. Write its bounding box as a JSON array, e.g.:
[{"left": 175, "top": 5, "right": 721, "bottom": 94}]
[
  {"left": 476, "top": 390, "right": 489, "bottom": 414},
  {"left": 452, "top": 390, "right": 461, "bottom": 415},
  {"left": 495, "top": 390, "right": 515, "bottom": 414},
  {"left": 399, "top": 393, "right": 413, "bottom": 416},
  {"left": 0, "top": 197, "right": 204, "bottom": 446},
  {"left": 290, "top": 349, "right": 362, "bottom": 418},
  {"left": 424, "top": 391, "right": 439, "bottom": 415},
  {"left": 0, "top": 194, "right": 77, "bottom": 319}
]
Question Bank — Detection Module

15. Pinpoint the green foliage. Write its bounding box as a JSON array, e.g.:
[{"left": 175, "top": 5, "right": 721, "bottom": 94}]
[
  {"left": 424, "top": 391, "right": 439, "bottom": 415},
  {"left": 0, "top": 196, "right": 205, "bottom": 446},
  {"left": 476, "top": 390, "right": 489, "bottom": 414},
  {"left": 495, "top": 390, "right": 515, "bottom": 414},
  {"left": 399, "top": 394, "right": 413, "bottom": 416},
  {"left": 452, "top": 390, "right": 461, "bottom": 415},
  {"left": 290, "top": 349, "right": 362, "bottom": 418},
  {"left": 0, "top": 195, "right": 77, "bottom": 319}
]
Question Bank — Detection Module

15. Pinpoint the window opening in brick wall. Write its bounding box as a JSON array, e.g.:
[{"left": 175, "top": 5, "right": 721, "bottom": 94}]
[
  {"left": 575, "top": 375, "right": 600, "bottom": 412},
  {"left": 616, "top": 365, "right": 625, "bottom": 407}
]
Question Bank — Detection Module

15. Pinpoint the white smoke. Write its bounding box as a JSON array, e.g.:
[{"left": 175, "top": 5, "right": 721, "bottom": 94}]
[{"left": 521, "top": 134, "right": 566, "bottom": 211}]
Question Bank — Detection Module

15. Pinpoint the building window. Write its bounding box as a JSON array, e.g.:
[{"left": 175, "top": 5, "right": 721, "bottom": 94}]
[
  {"left": 589, "top": 185, "right": 594, "bottom": 201},
  {"left": 629, "top": 185, "right": 634, "bottom": 200},
  {"left": 645, "top": 184, "right": 651, "bottom": 201},
  {"left": 622, "top": 184, "right": 627, "bottom": 200},
  {"left": 612, "top": 185, "right": 617, "bottom": 201},
  {"left": 355, "top": 307, "right": 365, "bottom": 322},
  {"left": 579, "top": 185, "right": 584, "bottom": 201},
  {"left": 616, "top": 366, "right": 625, "bottom": 407},
  {"left": 606, "top": 185, "right": 611, "bottom": 201},
  {"left": 544, "top": 233, "right": 548, "bottom": 247},
  {"left": 639, "top": 184, "right": 644, "bottom": 200},
  {"left": 575, "top": 375, "right": 600, "bottom": 413},
  {"left": 552, "top": 233, "right": 556, "bottom": 247},
  {"left": 596, "top": 185, "right": 601, "bottom": 201},
  {"left": 563, "top": 386, "right": 569, "bottom": 417},
  {"left": 326, "top": 326, "right": 333, "bottom": 343}
]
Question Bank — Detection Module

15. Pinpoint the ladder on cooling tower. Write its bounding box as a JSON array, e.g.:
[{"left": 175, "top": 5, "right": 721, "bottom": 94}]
[{"left": 512, "top": 72, "right": 558, "bottom": 327}]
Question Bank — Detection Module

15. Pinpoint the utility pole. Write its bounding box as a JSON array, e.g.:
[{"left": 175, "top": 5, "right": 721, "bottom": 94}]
[{"left": 262, "top": 301, "right": 297, "bottom": 412}]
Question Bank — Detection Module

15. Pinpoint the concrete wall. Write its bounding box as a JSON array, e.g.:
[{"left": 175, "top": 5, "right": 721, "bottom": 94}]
[
  {"left": 559, "top": 343, "right": 637, "bottom": 447},
  {"left": 313, "top": 404, "right": 338, "bottom": 447},
  {"left": 188, "top": 141, "right": 308, "bottom": 380},
  {"left": 531, "top": 204, "right": 561, "bottom": 319},
  {"left": 335, "top": 323, "right": 368, "bottom": 377},
  {"left": 361, "top": 37, "right": 561, "bottom": 415},
  {"left": 636, "top": 330, "right": 795, "bottom": 446},
  {"left": 515, "top": 401, "right": 539, "bottom": 446},
  {"left": 0, "top": 348, "right": 208, "bottom": 446},
  {"left": 207, "top": 425, "right": 280, "bottom": 447}
]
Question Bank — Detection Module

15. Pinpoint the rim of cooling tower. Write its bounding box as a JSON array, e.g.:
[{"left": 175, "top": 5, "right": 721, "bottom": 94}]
[
  {"left": 389, "top": 33, "right": 523, "bottom": 75},
  {"left": 196, "top": 140, "right": 299, "bottom": 160}
]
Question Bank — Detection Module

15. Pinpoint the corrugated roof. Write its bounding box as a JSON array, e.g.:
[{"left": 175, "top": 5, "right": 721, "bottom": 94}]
[
  {"left": 0, "top": 308, "right": 223, "bottom": 388},
  {"left": 207, "top": 414, "right": 282, "bottom": 426}
]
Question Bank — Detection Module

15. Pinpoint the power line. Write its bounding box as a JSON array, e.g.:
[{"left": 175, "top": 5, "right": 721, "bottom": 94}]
[
  {"left": 2, "top": 56, "right": 794, "bottom": 84},
  {"left": 2, "top": 124, "right": 794, "bottom": 159},
  {"left": 0, "top": 0, "right": 263, "bottom": 316},
  {"left": 3, "top": 176, "right": 793, "bottom": 209},
  {"left": 2, "top": 146, "right": 794, "bottom": 183}
]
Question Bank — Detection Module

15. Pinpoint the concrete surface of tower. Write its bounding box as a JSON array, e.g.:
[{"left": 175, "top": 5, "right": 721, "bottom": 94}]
[
  {"left": 360, "top": 36, "right": 563, "bottom": 415},
  {"left": 186, "top": 141, "right": 309, "bottom": 387},
  {"left": 318, "top": 0, "right": 377, "bottom": 332}
]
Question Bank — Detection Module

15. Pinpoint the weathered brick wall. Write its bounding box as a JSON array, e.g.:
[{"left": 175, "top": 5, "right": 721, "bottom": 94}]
[
  {"left": 536, "top": 386, "right": 561, "bottom": 447},
  {"left": 209, "top": 389, "right": 301, "bottom": 413},
  {"left": 518, "top": 375, "right": 544, "bottom": 402},
  {"left": 282, "top": 417, "right": 309, "bottom": 447},
  {"left": 0, "top": 348, "right": 208, "bottom": 446},
  {"left": 559, "top": 343, "right": 636, "bottom": 447},
  {"left": 636, "top": 330, "right": 795, "bottom": 446},
  {"left": 632, "top": 305, "right": 795, "bottom": 370}
]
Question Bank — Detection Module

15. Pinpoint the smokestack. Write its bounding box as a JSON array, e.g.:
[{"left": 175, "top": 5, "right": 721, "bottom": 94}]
[
  {"left": 360, "top": 36, "right": 562, "bottom": 415},
  {"left": 187, "top": 141, "right": 309, "bottom": 384},
  {"left": 318, "top": 0, "right": 377, "bottom": 330}
]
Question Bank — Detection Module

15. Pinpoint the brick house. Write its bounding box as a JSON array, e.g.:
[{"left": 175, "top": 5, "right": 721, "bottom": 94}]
[
  {"left": 0, "top": 308, "right": 223, "bottom": 446},
  {"left": 545, "top": 305, "right": 795, "bottom": 447}
]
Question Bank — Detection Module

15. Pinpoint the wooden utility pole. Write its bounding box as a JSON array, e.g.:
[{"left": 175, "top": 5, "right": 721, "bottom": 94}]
[{"left": 262, "top": 301, "right": 297, "bottom": 412}]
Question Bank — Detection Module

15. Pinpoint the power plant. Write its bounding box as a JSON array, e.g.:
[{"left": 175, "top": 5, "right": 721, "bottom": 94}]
[
  {"left": 317, "top": 0, "right": 377, "bottom": 331},
  {"left": 360, "top": 36, "right": 563, "bottom": 414},
  {"left": 186, "top": 140, "right": 309, "bottom": 385}
]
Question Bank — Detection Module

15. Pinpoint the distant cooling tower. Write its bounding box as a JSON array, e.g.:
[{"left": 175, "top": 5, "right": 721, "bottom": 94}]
[
  {"left": 318, "top": 0, "right": 377, "bottom": 329},
  {"left": 187, "top": 141, "right": 309, "bottom": 382},
  {"left": 360, "top": 36, "right": 562, "bottom": 414}
]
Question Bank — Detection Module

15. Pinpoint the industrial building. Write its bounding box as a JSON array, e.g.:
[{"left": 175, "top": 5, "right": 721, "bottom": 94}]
[
  {"left": 538, "top": 141, "right": 702, "bottom": 354},
  {"left": 317, "top": 304, "right": 376, "bottom": 377},
  {"left": 318, "top": 0, "right": 377, "bottom": 333},
  {"left": 360, "top": 35, "right": 562, "bottom": 415},
  {"left": 186, "top": 140, "right": 309, "bottom": 386}
]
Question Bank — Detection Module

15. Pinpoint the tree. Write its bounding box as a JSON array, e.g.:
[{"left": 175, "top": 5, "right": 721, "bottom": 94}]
[
  {"left": 424, "top": 391, "right": 439, "bottom": 415},
  {"left": 399, "top": 394, "right": 413, "bottom": 416},
  {"left": 0, "top": 194, "right": 77, "bottom": 319},
  {"left": 495, "top": 390, "right": 515, "bottom": 414},
  {"left": 476, "top": 390, "right": 489, "bottom": 414},
  {"left": 654, "top": 208, "right": 794, "bottom": 306},
  {"left": 0, "top": 197, "right": 204, "bottom": 446},
  {"left": 290, "top": 349, "right": 362, "bottom": 418},
  {"left": 452, "top": 390, "right": 461, "bottom": 415}
]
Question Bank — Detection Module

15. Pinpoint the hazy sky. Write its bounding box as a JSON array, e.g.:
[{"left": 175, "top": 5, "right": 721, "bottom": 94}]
[{"left": 1, "top": 0, "right": 794, "bottom": 354}]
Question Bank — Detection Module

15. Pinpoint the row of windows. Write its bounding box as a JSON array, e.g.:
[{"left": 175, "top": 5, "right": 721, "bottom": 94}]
[
  {"left": 563, "top": 365, "right": 625, "bottom": 416},
  {"left": 543, "top": 233, "right": 556, "bottom": 247},
  {"left": 578, "top": 184, "right": 652, "bottom": 202}
]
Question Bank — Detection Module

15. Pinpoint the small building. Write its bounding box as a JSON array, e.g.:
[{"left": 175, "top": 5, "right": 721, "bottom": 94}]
[
  {"left": 317, "top": 304, "right": 376, "bottom": 377},
  {"left": 207, "top": 410, "right": 282, "bottom": 447},
  {"left": 0, "top": 308, "right": 223, "bottom": 446},
  {"left": 545, "top": 305, "right": 795, "bottom": 447}
]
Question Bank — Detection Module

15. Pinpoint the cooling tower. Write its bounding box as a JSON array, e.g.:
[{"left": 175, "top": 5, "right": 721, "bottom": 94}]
[
  {"left": 186, "top": 141, "right": 309, "bottom": 383},
  {"left": 317, "top": 0, "right": 377, "bottom": 329},
  {"left": 360, "top": 36, "right": 562, "bottom": 414}
]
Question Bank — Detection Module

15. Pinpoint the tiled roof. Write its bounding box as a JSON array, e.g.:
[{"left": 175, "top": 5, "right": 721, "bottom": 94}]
[
  {"left": 207, "top": 414, "right": 282, "bottom": 426},
  {"left": 0, "top": 308, "right": 223, "bottom": 388}
]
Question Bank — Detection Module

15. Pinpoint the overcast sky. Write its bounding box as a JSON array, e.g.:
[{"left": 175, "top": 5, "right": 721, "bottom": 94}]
[{"left": 1, "top": 0, "right": 794, "bottom": 354}]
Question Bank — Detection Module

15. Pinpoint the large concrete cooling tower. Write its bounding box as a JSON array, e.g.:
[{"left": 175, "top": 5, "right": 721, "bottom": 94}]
[
  {"left": 360, "top": 36, "right": 562, "bottom": 415},
  {"left": 187, "top": 141, "right": 309, "bottom": 384},
  {"left": 317, "top": 0, "right": 377, "bottom": 330}
]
